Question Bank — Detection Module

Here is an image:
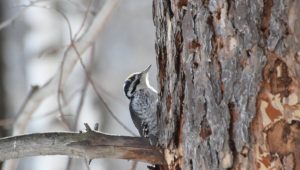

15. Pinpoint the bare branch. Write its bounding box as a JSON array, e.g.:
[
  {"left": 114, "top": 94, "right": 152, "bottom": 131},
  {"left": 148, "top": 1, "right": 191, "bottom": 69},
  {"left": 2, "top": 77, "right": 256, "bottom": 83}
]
[{"left": 0, "top": 129, "right": 166, "bottom": 165}]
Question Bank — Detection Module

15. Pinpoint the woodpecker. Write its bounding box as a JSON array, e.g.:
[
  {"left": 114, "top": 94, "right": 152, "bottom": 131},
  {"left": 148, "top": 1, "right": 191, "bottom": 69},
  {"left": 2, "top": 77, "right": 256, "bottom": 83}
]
[{"left": 123, "top": 65, "right": 158, "bottom": 145}]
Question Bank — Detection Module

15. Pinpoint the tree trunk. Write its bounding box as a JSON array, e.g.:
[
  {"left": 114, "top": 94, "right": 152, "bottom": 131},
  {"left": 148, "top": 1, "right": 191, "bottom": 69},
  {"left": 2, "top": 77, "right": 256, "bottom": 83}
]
[
  {"left": 153, "top": 0, "right": 300, "bottom": 169},
  {"left": 0, "top": 0, "right": 7, "bottom": 168}
]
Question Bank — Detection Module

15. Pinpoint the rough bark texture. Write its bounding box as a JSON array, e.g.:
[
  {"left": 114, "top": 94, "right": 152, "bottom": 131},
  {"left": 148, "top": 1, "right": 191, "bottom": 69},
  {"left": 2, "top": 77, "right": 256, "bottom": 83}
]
[{"left": 153, "top": 0, "right": 300, "bottom": 169}]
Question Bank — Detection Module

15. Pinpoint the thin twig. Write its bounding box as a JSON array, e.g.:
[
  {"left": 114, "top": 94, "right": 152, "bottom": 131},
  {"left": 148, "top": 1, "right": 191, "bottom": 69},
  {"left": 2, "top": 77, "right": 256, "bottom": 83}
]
[
  {"left": 0, "top": 0, "right": 52, "bottom": 31},
  {"left": 31, "top": 88, "right": 81, "bottom": 121},
  {"left": 73, "top": 0, "right": 93, "bottom": 41},
  {"left": 57, "top": 46, "right": 72, "bottom": 130},
  {"left": 72, "top": 12, "right": 95, "bottom": 131},
  {"left": 66, "top": 2, "right": 94, "bottom": 169}
]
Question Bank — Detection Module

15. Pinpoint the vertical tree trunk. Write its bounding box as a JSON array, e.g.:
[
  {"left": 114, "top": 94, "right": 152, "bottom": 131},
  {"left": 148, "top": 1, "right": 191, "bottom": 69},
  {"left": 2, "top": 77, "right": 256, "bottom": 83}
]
[
  {"left": 0, "top": 0, "right": 7, "bottom": 138},
  {"left": 0, "top": 1, "right": 7, "bottom": 169},
  {"left": 153, "top": 0, "right": 300, "bottom": 169}
]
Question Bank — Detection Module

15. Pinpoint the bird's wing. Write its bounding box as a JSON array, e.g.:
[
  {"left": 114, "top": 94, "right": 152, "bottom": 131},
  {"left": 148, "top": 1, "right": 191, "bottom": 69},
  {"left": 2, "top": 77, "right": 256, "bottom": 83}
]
[{"left": 129, "top": 104, "right": 144, "bottom": 137}]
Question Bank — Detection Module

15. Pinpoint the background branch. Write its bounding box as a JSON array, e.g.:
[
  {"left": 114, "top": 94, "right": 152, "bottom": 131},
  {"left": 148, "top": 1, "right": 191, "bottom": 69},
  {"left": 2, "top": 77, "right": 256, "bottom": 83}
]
[
  {"left": 13, "top": 0, "right": 120, "bottom": 135},
  {"left": 0, "top": 126, "right": 165, "bottom": 165}
]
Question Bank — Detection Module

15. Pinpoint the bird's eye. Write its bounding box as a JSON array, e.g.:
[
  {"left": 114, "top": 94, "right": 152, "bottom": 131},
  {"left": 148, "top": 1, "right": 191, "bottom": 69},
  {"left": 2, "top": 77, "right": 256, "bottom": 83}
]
[
  {"left": 130, "top": 76, "right": 136, "bottom": 81},
  {"left": 124, "top": 79, "right": 132, "bottom": 87},
  {"left": 126, "top": 74, "right": 136, "bottom": 82}
]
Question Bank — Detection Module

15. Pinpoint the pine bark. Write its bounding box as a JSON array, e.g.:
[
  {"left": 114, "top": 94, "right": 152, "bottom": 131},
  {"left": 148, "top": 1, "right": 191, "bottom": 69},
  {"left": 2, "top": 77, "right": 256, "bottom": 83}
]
[{"left": 153, "top": 0, "right": 300, "bottom": 169}]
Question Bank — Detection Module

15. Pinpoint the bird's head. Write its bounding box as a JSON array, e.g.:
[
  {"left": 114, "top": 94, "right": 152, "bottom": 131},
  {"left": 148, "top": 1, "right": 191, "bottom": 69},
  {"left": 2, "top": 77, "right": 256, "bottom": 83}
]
[{"left": 123, "top": 65, "right": 151, "bottom": 99}]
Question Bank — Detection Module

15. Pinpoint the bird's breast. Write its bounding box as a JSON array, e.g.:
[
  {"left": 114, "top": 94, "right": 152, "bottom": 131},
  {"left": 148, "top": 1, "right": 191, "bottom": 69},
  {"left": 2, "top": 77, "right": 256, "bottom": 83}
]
[{"left": 130, "top": 89, "right": 157, "bottom": 118}]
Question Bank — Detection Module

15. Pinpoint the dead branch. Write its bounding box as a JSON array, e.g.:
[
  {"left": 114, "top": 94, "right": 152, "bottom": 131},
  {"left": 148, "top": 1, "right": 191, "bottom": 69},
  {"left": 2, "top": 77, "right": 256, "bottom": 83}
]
[{"left": 0, "top": 124, "right": 166, "bottom": 165}]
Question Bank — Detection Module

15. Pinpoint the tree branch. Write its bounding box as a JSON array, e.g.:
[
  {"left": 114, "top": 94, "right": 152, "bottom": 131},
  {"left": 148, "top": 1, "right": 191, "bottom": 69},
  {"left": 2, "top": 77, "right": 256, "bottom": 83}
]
[{"left": 0, "top": 127, "right": 166, "bottom": 165}]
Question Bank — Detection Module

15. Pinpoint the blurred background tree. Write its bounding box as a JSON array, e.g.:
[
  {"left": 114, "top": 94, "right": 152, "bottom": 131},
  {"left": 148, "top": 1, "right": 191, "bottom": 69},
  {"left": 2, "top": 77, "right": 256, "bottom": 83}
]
[{"left": 0, "top": 0, "right": 156, "bottom": 170}]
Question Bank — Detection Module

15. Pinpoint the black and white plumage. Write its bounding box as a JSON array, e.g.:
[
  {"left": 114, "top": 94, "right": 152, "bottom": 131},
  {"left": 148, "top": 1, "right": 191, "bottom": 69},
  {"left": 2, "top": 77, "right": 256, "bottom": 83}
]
[{"left": 123, "top": 65, "right": 158, "bottom": 145}]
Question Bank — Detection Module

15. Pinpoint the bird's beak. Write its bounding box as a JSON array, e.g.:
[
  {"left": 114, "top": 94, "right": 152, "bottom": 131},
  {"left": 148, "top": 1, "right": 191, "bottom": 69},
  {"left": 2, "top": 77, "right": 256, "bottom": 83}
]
[{"left": 142, "top": 65, "right": 151, "bottom": 74}]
